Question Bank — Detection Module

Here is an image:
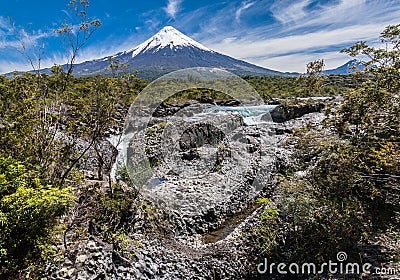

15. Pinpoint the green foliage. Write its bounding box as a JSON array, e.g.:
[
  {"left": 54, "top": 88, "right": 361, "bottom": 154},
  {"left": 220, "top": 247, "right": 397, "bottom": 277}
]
[
  {"left": 246, "top": 74, "right": 357, "bottom": 99},
  {"left": 297, "top": 59, "right": 326, "bottom": 96},
  {"left": 341, "top": 23, "right": 400, "bottom": 93},
  {"left": 146, "top": 127, "right": 157, "bottom": 135},
  {"left": 73, "top": 182, "right": 169, "bottom": 245},
  {"left": 0, "top": 72, "right": 145, "bottom": 184},
  {"left": 274, "top": 24, "right": 400, "bottom": 264},
  {"left": 106, "top": 56, "right": 134, "bottom": 78},
  {"left": 140, "top": 74, "right": 355, "bottom": 106},
  {"left": 277, "top": 174, "right": 366, "bottom": 263},
  {"left": 55, "top": 0, "right": 102, "bottom": 78},
  {"left": 251, "top": 201, "right": 279, "bottom": 255},
  {"left": 0, "top": 1, "right": 153, "bottom": 277},
  {"left": 165, "top": 88, "right": 233, "bottom": 104},
  {"left": 256, "top": 197, "right": 274, "bottom": 205},
  {"left": 0, "top": 3, "right": 146, "bottom": 274},
  {"left": 89, "top": 183, "right": 138, "bottom": 235},
  {"left": 0, "top": 157, "right": 73, "bottom": 268},
  {"left": 158, "top": 121, "right": 167, "bottom": 128},
  {"left": 115, "top": 164, "right": 133, "bottom": 185},
  {"left": 334, "top": 24, "right": 400, "bottom": 181}
]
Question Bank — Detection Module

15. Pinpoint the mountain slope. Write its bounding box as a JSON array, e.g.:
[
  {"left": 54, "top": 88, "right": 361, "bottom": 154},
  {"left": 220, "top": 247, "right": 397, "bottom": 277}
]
[
  {"left": 3, "top": 27, "right": 367, "bottom": 80},
  {"left": 70, "top": 26, "right": 293, "bottom": 79},
  {"left": 324, "top": 59, "right": 365, "bottom": 75}
]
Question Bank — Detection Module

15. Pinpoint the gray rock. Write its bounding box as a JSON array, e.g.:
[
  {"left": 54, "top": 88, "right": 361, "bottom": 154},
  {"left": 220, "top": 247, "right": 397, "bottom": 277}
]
[
  {"left": 44, "top": 105, "right": 327, "bottom": 280},
  {"left": 269, "top": 101, "right": 325, "bottom": 123}
]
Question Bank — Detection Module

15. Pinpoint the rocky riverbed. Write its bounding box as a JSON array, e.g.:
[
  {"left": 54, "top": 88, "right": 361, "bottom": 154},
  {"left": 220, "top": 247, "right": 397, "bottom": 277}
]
[{"left": 44, "top": 99, "right": 331, "bottom": 280}]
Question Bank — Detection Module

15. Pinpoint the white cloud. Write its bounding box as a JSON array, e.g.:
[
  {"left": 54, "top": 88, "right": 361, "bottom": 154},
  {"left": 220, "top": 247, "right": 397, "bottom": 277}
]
[
  {"left": 271, "top": 0, "right": 400, "bottom": 31},
  {"left": 163, "top": 0, "right": 183, "bottom": 19},
  {"left": 206, "top": 23, "right": 391, "bottom": 72},
  {"left": 208, "top": 24, "right": 384, "bottom": 58},
  {"left": 222, "top": 37, "right": 237, "bottom": 43},
  {"left": 301, "top": 0, "right": 367, "bottom": 27},
  {"left": 0, "top": 31, "right": 146, "bottom": 74},
  {"left": 0, "top": 40, "right": 20, "bottom": 49},
  {"left": 235, "top": 1, "right": 255, "bottom": 22},
  {"left": 0, "top": 52, "right": 67, "bottom": 74},
  {"left": 0, "top": 15, "right": 56, "bottom": 51},
  {"left": 197, "top": 0, "right": 400, "bottom": 72},
  {"left": 251, "top": 52, "right": 350, "bottom": 73},
  {"left": 270, "top": 0, "right": 311, "bottom": 24},
  {"left": 145, "top": 19, "right": 161, "bottom": 31}
]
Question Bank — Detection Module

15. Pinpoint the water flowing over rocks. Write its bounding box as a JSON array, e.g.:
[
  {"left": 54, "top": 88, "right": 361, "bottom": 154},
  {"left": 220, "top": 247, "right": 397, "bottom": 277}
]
[{"left": 45, "top": 100, "right": 330, "bottom": 279}]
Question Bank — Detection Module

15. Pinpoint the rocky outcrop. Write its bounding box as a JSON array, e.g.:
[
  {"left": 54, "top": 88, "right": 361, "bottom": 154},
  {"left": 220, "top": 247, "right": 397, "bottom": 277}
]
[
  {"left": 179, "top": 123, "right": 225, "bottom": 151},
  {"left": 45, "top": 221, "right": 259, "bottom": 280},
  {"left": 178, "top": 114, "right": 244, "bottom": 151},
  {"left": 45, "top": 106, "right": 327, "bottom": 280},
  {"left": 152, "top": 102, "right": 192, "bottom": 118},
  {"left": 269, "top": 101, "right": 325, "bottom": 123}
]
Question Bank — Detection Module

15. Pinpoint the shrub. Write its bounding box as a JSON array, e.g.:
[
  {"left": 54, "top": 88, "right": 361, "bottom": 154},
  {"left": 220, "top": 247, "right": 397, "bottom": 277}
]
[{"left": 0, "top": 157, "right": 73, "bottom": 269}]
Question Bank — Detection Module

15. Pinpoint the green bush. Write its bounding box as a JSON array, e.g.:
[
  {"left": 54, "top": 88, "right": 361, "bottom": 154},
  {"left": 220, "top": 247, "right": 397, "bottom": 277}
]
[
  {"left": 276, "top": 175, "right": 366, "bottom": 263},
  {"left": 253, "top": 198, "right": 280, "bottom": 255},
  {"left": 267, "top": 24, "right": 400, "bottom": 265},
  {"left": 0, "top": 157, "right": 73, "bottom": 268}
]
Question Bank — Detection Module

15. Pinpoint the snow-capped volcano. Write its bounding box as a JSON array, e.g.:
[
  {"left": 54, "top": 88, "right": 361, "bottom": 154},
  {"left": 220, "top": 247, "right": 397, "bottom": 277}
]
[
  {"left": 129, "top": 26, "right": 212, "bottom": 57},
  {"left": 37, "top": 26, "right": 293, "bottom": 80}
]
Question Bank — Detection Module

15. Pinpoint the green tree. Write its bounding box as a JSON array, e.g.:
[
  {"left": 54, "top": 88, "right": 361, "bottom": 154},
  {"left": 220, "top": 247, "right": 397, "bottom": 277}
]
[
  {"left": 297, "top": 59, "right": 326, "bottom": 97},
  {"left": 271, "top": 24, "right": 400, "bottom": 265},
  {"left": 0, "top": 1, "right": 106, "bottom": 276}
]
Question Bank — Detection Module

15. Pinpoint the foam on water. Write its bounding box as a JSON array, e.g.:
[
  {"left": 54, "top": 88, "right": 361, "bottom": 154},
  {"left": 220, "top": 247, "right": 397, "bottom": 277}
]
[{"left": 209, "top": 105, "right": 277, "bottom": 125}]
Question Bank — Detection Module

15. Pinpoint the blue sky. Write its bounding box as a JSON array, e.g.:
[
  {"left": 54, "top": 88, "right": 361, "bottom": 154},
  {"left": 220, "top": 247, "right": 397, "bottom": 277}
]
[{"left": 1, "top": 0, "right": 400, "bottom": 74}]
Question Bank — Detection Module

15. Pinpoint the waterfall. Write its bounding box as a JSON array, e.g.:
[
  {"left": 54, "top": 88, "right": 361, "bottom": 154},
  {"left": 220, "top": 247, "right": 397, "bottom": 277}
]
[{"left": 209, "top": 105, "right": 277, "bottom": 125}]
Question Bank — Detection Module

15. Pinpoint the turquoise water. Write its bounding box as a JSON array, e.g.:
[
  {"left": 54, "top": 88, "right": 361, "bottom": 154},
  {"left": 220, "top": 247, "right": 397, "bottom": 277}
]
[{"left": 210, "top": 105, "right": 277, "bottom": 125}]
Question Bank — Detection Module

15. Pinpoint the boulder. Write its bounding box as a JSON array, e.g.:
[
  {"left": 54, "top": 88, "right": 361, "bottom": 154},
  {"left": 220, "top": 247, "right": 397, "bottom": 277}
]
[
  {"left": 270, "top": 102, "right": 325, "bottom": 123},
  {"left": 179, "top": 123, "right": 225, "bottom": 151}
]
